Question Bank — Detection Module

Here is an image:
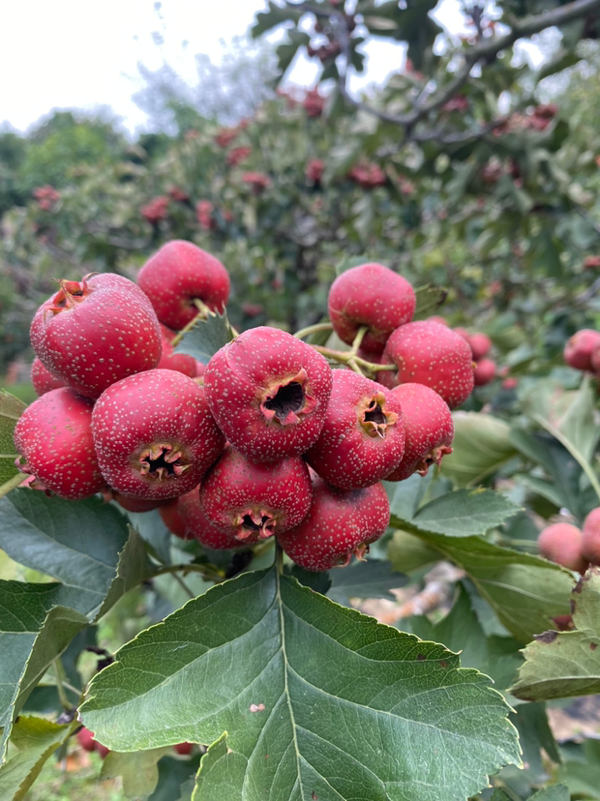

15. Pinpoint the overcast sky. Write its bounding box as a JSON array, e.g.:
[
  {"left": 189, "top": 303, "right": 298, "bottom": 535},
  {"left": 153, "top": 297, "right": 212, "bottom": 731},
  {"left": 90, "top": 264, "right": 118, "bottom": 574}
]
[{"left": 0, "top": 0, "right": 471, "bottom": 135}]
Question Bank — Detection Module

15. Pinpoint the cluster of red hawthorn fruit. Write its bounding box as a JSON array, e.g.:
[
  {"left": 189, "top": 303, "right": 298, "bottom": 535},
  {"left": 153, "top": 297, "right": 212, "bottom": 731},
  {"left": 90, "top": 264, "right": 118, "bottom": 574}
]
[
  {"left": 14, "top": 243, "right": 483, "bottom": 574},
  {"left": 76, "top": 725, "right": 192, "bottom": 761}
]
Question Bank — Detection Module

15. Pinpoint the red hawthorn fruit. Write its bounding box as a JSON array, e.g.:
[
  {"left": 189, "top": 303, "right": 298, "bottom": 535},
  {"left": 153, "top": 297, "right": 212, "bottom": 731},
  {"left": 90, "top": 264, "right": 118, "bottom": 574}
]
[
  {"left": 96, "top": 743, "right": 110, "bottom": 759},
  {"left": 226, "top": 146, "right": 251, "bottom": 167},
  {"left": 31, "top": 357, "right": 66, "bottom": 396},
  {"left": 137, "top": 240, "right": 230, "bottom": 330},
  {"left": 380, "top": 321, "right": 475, "bottom": 409},
  {"left": 77, "top": 727, "right": 97, "bottom": 753},
  {"left": 502, "top": 377, "right": 519, "bottom": 390},
  {"left": 328, "top": 263, "right": 416, "bottom": 354},
  {"left": 174, "top": 742, "right": 194, "bottom": 755},
  {"left": 107, "top": 490, "right": 167, "bottom": 514},
  {"left": 306, "top": 371, "right": 405, "bottom": 490},
  {"left": 473, "top": 358, "right": 496, "bottom": 386},
  {"left": 552, "top": 614, "right": 575, "bottom": 631},
  {"left": 537, "top": 523, "right": 587, "bottom": 573},
  {"left": 453, "top": 327, "right": 471, "bottom": 344},
  {"left": 564, "top": 329, "right": 600, "bottom": 371},
  {"left": 141, "top": 196, "right": 169, "bottom": 224},
  {"left": 168, "top": 186, "right": 189, "bottom": 203},
  {"left": 306, "top": 158, "right": 325, "bottom": 184},
  {"left": 158, "top": 324, "right": 198, "bottom": 377},
  {"left": 584, "top": 255, "right": 600, "bottom": 271},
  {"left": 303, "top": 88, "right": 325, "bottom": 117},
  {"left": 427, "top": 315, "right": 449, "bottom": 327},
  {"left": 534, "top": 103, "right": 558, "bottom": 119},
  {"left": 160, "top": 488, "right": 245, "bottom": 548},
  {"left": 469, "top": 333, "right": 492, "bottom": 361},
  {"left": 92, "top": 369, "right": 225, "bottom": 500},
  {"left": 14, "top": 388, "right": 104, "bottom": 500},
  {"left": 581, "top": 507, "right": 600, "bottom": 565},
  {"left": 277, "top": 477, "right": 390, "bottom": 572},
  {"left": 385, "top": 383, "right": 454, "bottom": 482},
  {"left": 204, "top": 327, "right": 333, "bottom": 462},
  {"left": 241, "top": 172, "right": 271, "bottom": 193},
  {"left": 30, "top": 273, "right": 162, "bottom": 400},
  {"left": 196, "top": 199, "right": 214, "bottom": 230},
  {"left": 199, "top": 447, "right": 312, "bottom": 543}
]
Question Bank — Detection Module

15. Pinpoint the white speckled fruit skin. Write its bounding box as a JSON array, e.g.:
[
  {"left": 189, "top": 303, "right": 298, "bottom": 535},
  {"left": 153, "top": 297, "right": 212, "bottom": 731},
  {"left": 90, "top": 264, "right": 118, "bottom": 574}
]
[
  {"left": 137, "top": 240, "right": 230, "bottom": 330},
  {"left": 204, "top": 327, "right": 333, "bottom": 463},
  {"left": 92, "top": 369, "right": 225, "bottom": 500},
  {"left": 379, "top": 321, "right": 475, "bottom": 409},
  {"left": 160, "top": 488, "right": 245, "bottom": 549},
  {"left": 385, "top": 383, "right": 454, "bottom": 482},
  {"left": 30, "top": 273, "right": 162, "bottom": 400},
  {"left": 14, "top": 387, "right": 104, "bottom": 499},
  {"left": 328, "top": 263, "right": 416, "bottom": 354},
  {"left": 277, "top": 477, "right": 390, "bottom": 572},
  {"left": 31, "top": 358, "right": 66, "bottom": 396},
  {"left": 306, "top": 370, "right": 405, "bottom": 490},
  {"left": 199, "top": 447, "right": 313, "bottom": 542}
]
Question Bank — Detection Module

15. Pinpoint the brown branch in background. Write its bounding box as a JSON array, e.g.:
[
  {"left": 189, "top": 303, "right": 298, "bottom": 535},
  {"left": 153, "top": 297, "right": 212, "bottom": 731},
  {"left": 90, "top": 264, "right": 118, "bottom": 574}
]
[{"left": 329, "top": 0, "right": 600, "bottom": 142}]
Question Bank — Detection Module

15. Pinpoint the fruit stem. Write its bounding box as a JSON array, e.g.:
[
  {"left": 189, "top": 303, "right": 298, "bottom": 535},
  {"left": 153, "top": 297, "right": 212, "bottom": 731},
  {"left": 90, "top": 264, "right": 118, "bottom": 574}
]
[
  {"left": 293, "top": 322, "right": 334, "bottom": 340},
  {"left": 275, "top": 540, "right": 285, "bottom": 575},
  {"left": 310, "top": 345, "right": 395, "bottom": 376},
  {"left": 53, "top": 659, "right": 72, "bottom": 711},
  {"left": 350, "top": 325, "right": 368, "bottom": 356},
  {"left": 0, "top": 472, "right": 28, "bottom": 499},
  {"left": 153, "top": 562, "right": 224, "bottom": 583}
]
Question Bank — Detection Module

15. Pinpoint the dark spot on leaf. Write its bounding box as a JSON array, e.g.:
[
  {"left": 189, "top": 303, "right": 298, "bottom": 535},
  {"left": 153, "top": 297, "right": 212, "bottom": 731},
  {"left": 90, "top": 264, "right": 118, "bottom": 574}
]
[
  {"left": 439, "top": 660, "right": 449, "bottom": 668},
  {"left": 591, "top": 642, "right": 598, "bottom": 650},
  {"left": 534, "top": 631, "right": 558, "bottom": 644},
  {"left": 417, "top": 653, "right": 426, "bottom": 661},
  {"left": 570, "top": 599, "right": 576, "bottom": 614}
]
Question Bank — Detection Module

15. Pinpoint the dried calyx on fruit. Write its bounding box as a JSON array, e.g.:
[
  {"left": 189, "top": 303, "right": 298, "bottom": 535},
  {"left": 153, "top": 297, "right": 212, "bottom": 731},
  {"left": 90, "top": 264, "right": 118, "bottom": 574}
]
[
  {"left": 204, "top": 326, "right": 333, "bottom": 462},
  {"left": 92, "top": 369, "right": 225, "bottom": 500},
  {"left": 306, "top": 370, "right": 405, "bottom": 490},
  {"left": 30, "top": 272, "right": 162, "bottom": 400},
  {"left": 199, "top": 447, "right": 313, "bottom": 543}
]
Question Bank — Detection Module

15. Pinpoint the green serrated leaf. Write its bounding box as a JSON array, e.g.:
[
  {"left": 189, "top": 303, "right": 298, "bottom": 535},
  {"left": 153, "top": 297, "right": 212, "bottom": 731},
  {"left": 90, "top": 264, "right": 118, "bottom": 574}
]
[
  {"left": 557, "top": 376, "right": 600, "bottom": 465},
  {"left": 388, "top": 529, "right": 441, "bottom": 574},
  {"left": 392, "top": 488, "right": 520, "bottom": 538},
  {"left": 174, "top": 311, "right": 235, "bottom": 365},
  {"left": 512, "top": 567, "right": 600, "bottom": 701},
  {"left": 529, "top": 784, "right": 570, "bottom": 800},
  {"left": 0, "top": 492, "right": 130, "bottom": 616},
  {"left": 0, "top": 391, "right": 26, "bottom": 486},
  {"left": 328, "top": 558, "right": 408, "bottom": 605},
  {"left": 82, "top": 567, "right": 520, "bottom": 801},
  {"left": 0, "top": 716, "right": 74, "bottom": 800},
  {"left": 442, "top": 413, "right": 517, "bottom": 487},
  {"left": 413, "top": 284, "right": 448, "bottom": 320},
  {"left": 101, "top": 746, "right": 174, "bottom": 800},
  {"left": 251, "top": 1, "right": 302, "bottom": 39},
  {"left": 97, "top": 527, "right": 152, "bottom": 618},
  {"left": 401, "top": 533, "right": 574, "bottom": 643},
  {"left": 0, "top": 582, "right": 87, "bottom": 762}
]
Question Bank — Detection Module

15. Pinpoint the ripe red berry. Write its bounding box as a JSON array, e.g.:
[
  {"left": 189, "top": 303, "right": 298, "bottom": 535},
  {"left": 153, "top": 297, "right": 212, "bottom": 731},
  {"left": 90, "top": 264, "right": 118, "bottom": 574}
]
[
  {"left": 14, "top": 388, "right": 104, "bottom": 499},
  {"left": 469, "top": 333, "right": 492, "bottom": 361},
  {"left": 564, "top": 329, "right": 600, "bottom": 371},
  {"left": 473, "top": 358, "right": 496, "bottom": 386},
  {"left": 199, "top": 447, "right": 313, "bottom": 543},
  {"left": 30, "top": 273, "right": 162, "bottom": 400},
  {"left": 96, "top": 742, "right": 110, "bottom": 759},
  {"left": 31, "top": 357, "right": 66, "bottom": 396},
  {"left": 379, "top": 321, "right": 474, "bottom": 409},
  {"left": 306, "top": 371, "right": 405, "bottom": 490},
  {"left": 137, "top": 240, "right": 230, "bottom": 330},
  {"left": 77, "top": 727, "right": 97, "bottom": 753},
  {"left": 328, "top": 263, "right": 416, "bottom": 354},
  {"left": 158, "top": 324, "right": 199, "bottom": 377},
  {"left": 385, "top": 383, "right": 454, "bottom": 482},
  {"left": 277, "top": 477, "right": 390, "bottom": 571},
  {"left": 174, "top": 742, "right": 194, "bottom": 755},
  {"left": 92, "top": 369, "right": 225, "bottom": 500},
  {"left": 581, "top": 508, "right": 600, "bottom": 566},
  {"left": 537, "top": 523, "right": 587, "bottom": 573},
  {"left": 160, "top": 488, "right": 245, "bottom": 548},
  {"left": 204, "top": 327, "right": 333, "bottom": 462}
]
